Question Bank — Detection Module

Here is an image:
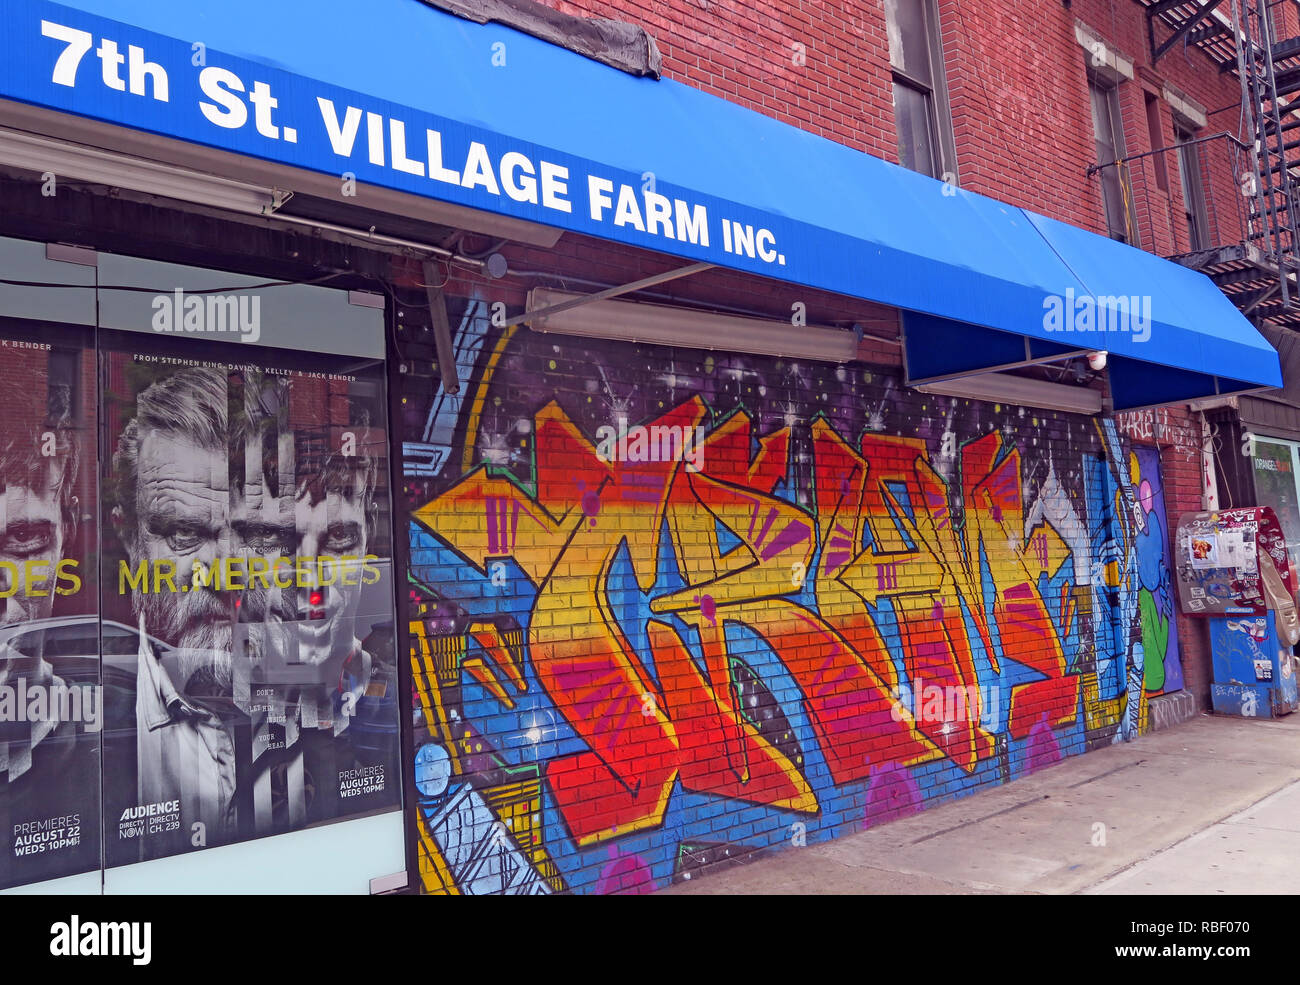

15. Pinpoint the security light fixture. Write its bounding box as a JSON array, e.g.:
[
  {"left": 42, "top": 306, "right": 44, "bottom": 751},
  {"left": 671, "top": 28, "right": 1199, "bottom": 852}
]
[
  {"left": 0, "top": 126, "right": 289, "bottom": 215},
  {"left": 525, "top": 287, "right": 860, "bottom": 363},
  {"left": 914, "top": 372, "right": 1103, "bottom": 415}
]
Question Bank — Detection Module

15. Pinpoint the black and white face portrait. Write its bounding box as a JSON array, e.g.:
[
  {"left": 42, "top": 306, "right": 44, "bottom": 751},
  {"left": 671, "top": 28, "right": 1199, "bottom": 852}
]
[
  {"left": 0, "top": 424, "right": 79, "bottom": 684},
  {"left": 0, "top": 456, "right": 71, "bottom": 626},
  {"left": 113, "top": 367, "right": 378, "bottom": 695},
  {"left": 134, "top": 425, "right": 233, "bottom": 647},
  {"left": 292, "top": 471, "right": 371, "bottom": 672}
]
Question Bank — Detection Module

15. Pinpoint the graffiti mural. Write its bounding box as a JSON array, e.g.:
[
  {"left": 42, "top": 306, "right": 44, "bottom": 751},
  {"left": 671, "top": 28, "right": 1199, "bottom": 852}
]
[
  {"left": 399, "top": 297, "right": 1158, "bottom": 893},
  {"left": 1132, "top": 447, "right": 1183, "bottom": 695}
]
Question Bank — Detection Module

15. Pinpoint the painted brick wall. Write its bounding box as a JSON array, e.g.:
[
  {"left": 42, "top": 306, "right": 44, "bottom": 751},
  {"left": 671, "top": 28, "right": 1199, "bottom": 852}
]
[
  {"left": 399, "top": 290, "right": 1167, "bottom": 893},
  {"left": 1117, "top": 406, "right": 1217, "bottom": 706}
]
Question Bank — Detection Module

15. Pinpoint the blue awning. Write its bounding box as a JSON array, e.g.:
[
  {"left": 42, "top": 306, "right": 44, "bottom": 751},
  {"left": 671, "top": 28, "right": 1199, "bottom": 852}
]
[
  {"left": 0, "top": 0, "right": 1283, "bottom": 405},
  {"left": 904, "top": 212, "right": 1284, "bottom": 409}
]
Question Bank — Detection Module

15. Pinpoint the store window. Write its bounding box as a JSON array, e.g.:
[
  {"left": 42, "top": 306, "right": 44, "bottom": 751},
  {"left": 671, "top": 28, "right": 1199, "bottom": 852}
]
[{"left": 0, "top": 237, "right": 403, "bottom": 892}]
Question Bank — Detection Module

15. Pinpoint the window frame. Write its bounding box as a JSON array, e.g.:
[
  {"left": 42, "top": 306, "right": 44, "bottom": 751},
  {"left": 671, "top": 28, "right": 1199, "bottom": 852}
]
[
  {"left": 884, "top": 0, "right": 958, "bottom": 181},
  {"left": 1174, "top": 117, "right": 1212, "bottom": 252},
  {"left": 1088, "top": 70, "right": 1139, "bottom": 246}
]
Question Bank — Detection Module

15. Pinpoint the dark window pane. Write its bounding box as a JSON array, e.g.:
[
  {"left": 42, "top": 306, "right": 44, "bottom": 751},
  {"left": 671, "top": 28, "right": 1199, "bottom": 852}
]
[
  {"left": 1090, "top": 84, "right": 1118, "bottom": 161},
  {"left": 1099, "top": 170, "right": 1129, "bottom": 241},
  {"left": 893, "top": 80, "right": 938, "bottom": 177},
  {"left": 1176, "top": 126, "right": 1210, "bottom": 250},
  {"left": 886, "top": 0, "right": 932, "bottom": 84},
  {"left": 1090, "top": 78, "right": 1132, "bottom": 242}
]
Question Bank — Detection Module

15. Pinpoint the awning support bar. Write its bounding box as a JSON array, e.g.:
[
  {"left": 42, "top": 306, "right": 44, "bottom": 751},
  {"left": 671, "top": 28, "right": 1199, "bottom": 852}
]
[
  {"left": 903, "top": 319, "right": 1095, "bottom": 386},
  {"left": 506, "top": 261, "right": 715, "bottom": 328}
]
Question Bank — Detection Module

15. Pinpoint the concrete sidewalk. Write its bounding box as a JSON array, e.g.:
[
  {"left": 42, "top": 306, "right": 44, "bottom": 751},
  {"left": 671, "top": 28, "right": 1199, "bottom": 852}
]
[{"left": 663, "top": 713, "right": 1300, "bottom": 895}]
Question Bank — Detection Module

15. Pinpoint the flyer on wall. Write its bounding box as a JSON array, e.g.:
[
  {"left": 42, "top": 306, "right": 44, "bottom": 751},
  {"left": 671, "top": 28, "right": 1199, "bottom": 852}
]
[
  {"left": 98, "top": 330, "right": 402, "bottom": 867},
  {"left": 0, "top": 319, "right": 100, "bottom": 891},
  {"left": 1189, "top": 533, "right": 1220, "bottom": 570}
]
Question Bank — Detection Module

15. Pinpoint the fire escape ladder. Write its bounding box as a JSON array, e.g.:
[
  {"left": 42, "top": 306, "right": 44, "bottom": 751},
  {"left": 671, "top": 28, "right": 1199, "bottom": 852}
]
[{"left": 1237, "top": 0, "right": 1300, "bottom": 306}]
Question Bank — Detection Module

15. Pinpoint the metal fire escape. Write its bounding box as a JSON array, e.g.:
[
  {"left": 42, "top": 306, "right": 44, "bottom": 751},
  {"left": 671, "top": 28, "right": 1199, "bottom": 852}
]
[{"left": 1137, "top": 0, "right": 1300, "bottom": 328}]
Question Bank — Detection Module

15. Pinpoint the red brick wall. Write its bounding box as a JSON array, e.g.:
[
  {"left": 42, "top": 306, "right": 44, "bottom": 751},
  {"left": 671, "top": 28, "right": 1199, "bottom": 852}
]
[{"left": 548, "top": 0, "right": 898, "bottom": 157}]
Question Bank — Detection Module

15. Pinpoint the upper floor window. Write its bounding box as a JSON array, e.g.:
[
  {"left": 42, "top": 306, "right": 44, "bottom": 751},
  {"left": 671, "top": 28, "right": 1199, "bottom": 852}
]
[
  {"left": 885, "top": 0, "right": 956, "bottom": 180},
  {"left": 1088, "top": 73, "right": 1138, "bottom": 245},
  {"left": 1175, "top": 118, "right": 1210, "bottom": 251}
]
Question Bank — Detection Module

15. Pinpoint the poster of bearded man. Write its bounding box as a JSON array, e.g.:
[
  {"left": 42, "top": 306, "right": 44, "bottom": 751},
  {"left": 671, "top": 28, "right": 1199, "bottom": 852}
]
[{"left": 100, "top": 353, "right": 400, "bottom": 866}]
